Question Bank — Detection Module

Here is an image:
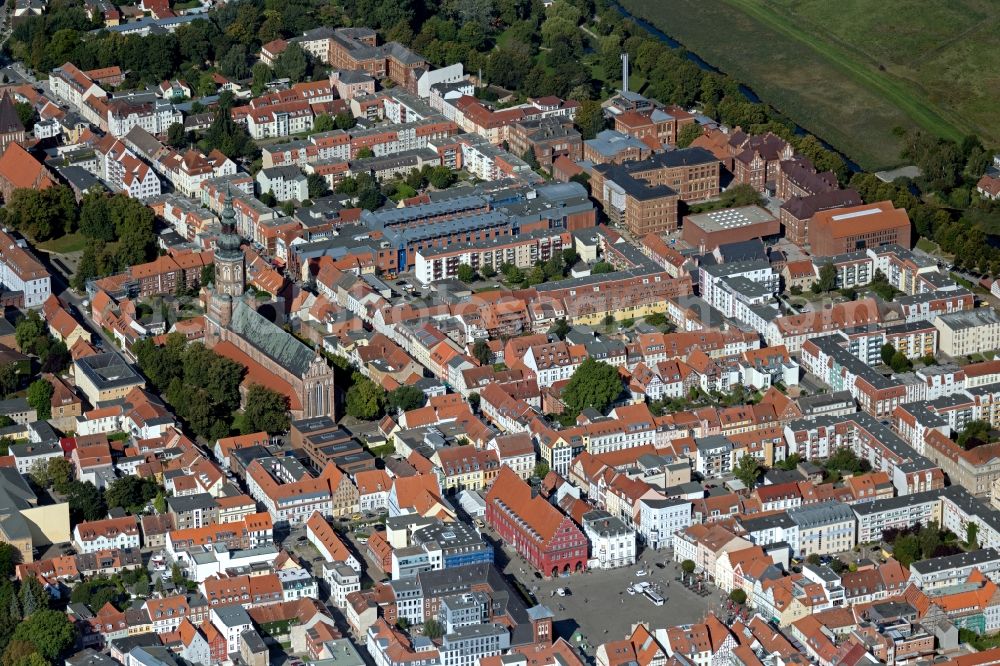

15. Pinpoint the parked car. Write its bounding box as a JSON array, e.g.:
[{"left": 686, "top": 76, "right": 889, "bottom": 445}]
[{"left": 635, "top": 569, "right": 647, "bottom": 577}]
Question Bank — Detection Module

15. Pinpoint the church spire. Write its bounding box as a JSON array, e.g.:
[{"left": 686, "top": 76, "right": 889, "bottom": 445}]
[{"left": 216, "top": 184, "right": 243, "bottom": 261}]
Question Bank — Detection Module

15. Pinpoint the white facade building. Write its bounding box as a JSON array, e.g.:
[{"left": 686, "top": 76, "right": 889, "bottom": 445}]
[{"left": 582, "top": 510, "right": 636, "bottom": 570}]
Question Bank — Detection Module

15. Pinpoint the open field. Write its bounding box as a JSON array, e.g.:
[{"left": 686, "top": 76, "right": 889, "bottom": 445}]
[{"left": 618, "top": 0, "right": 999, "bottom": 170}]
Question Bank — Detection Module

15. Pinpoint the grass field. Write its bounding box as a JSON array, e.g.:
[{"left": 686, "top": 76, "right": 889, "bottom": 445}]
[
  {"left": 37, "top": 232, "right": 88, "bottom": 254},
  {"left": 618, "top": 0, "right": 999, "bottom": 170}
]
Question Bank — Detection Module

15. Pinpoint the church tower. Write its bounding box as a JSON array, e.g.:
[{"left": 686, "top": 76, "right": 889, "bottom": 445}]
[{"left": 207, "top": 190, "right": 245, "bottom": 330}]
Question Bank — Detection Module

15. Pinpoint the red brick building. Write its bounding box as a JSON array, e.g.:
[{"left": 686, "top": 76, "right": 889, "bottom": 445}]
[
  {"left": 808, "top": 201, "right": 912, "bottom": 256},
  {"left": 506, "top": 118, "right": 582, "bottom": 170},
  {"left": 775, "top": 157, "right": 838, "bottom": 201},
  {"left": 485, "top": 467, "right": 588, "bottom": 577},
  {"left": 727, "top": 131, "right": 794, "bottom": 192},
  {"left": 779, "top": 189, "right": 862, "bottom": 248},
  {"left": 590, "top": 148, "right": 720, "bottom": 236},
  {"left": 613, "top": 105, "right": 696, "bottom": 149},
  {"left": 681, "top": 205, "right": 780, "bottom": 251}
]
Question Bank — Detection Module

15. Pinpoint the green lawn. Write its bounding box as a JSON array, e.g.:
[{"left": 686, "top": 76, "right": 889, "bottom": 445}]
[
  {"left": 37, "top": 232, "right": 88, "bottom": 254},
  {"left": 618, "top": 0, "right": 995, "bottom": 169}
]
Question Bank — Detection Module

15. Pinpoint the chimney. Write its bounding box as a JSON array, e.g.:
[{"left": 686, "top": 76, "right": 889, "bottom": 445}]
[{"left": 621, "top": 53, "right": 629, "bottom": 94}]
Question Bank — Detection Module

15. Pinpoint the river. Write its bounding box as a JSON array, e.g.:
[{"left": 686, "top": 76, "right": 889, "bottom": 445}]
[{"left": 612, "top": 2, "right": 862, "bottom": 173}]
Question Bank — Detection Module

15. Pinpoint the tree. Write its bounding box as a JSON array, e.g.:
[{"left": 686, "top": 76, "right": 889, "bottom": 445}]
[
  {"left": 592, "top": 261, "right": 613, "bottom": 274},
  {"left": 967, "top": 522, "right": 980, "bottom": 550},
  {"left": 46, "top": 457, "right": 72, "bottom": 492},
  {"left": 334, "top": 112, "right": 357, "bottom": 130},
  {"left": 26, "top": 379, "right": 52, "bottom": 420},
  {"left": 533, "top": 461, "right": 549, "bottom": 479},
  {"left": 242, "top": 384, "right": 290, "bottom": 435},
  {"left": 356, "top": 147, "right": 374, "bottom": 159},
  {"left": 562, "top": 359, "right": 622, "bottom": 414},
  {"left": 70, "top": 578, "right": 125, "bottom": 611},
  {"left": 733, "top": 455, "right": 760, "bottom": 489},
  {"left": 274, "top": 42, "right": 309, "bottom": 82},
  {"left": 816, "top": 263, "right": 837, "bottom": 292},
  {"left": 153, "top": 491, "right": 167, "bottom": 515},
  {"left": 480, "top": 264, "right": 496, "bottom": 278},
  {"left": 0, "top": 363, "right": 17, "bottom": 397},
  {"left": 15, "top": 311, "right": 45, "bottom": 355},
  {"left": 957, "top": 420, "right": 991, "bottom": 450},
  {"left": 718, "top": 183, "right": 765, "bottom": 208},
  {"left": 18, "top": 577, "right": 46, "bottom": 616},
  {"left": 219, "top": 44, "right": 249, "bottom": 80},
  {"left": 677, "top": 123, "right": 702, "bottom": 148},
  {"left": 346, "top": 376, "right": 385, "bottom": 420},
  {"left": 889, "top": 351, "right": 912, "bottom": 373},
  {"left": 105, "top": 476, "right": 159, "bottom": 513},
  {"left": 729, "top": 589, "right": 747, "bottom": 605},
  {"left": 551, "top": 318, "right": 570, "bottom": 340},
  {"left": 2, "top": 640, "right": 39, "bottom": 666},
  {"left": 681, "top": 560, "right": 696, "bottom": 575},
  {"left": 313, "top": 114, "right": 335, "bottom": 133},
  {"left": 65, "top": 481, "right": 106, "bottom": 522},
  {"left": 423, "top": 618, "right": 444, "bottom": 639},
  {"left": 806, "top": 553, "right": 821, "bottom": 566},
  {"left": 521, "top": 147, "right": 540, "bottom": 171},
  {"left": 171, "top": 563, "right": 184, "bottom": 585},
  {"left": 573, "top": 99, "right": 605, "bottom": 140},
  {"left": 428, "top": 166, "right": 456, "bottom": 189},
  {"left": 0, "top": 543, "right": 19, "bottom": 579},
  {"left": 4, "top": 186, "right": 77, "bottom": 241},
  {"left": 134, "top": 574, "right": 150, "bottom": 597},
  {"left": 251, "top": 61, "right": 272, "bottom": 95},
  {"left": 387, "top": 386, "right": 427, "bottom": 414},
  {"left": 893, "top": 533, "right": 921, "bottom": 567},
  {"left": 307, "top": 173, "right": 329, "bottom": 199},
  {"left": 14, "top": 102, "right": 36, "bottom": 130},
  {"left": 166, "top": 122, "right": 187, "bottom": 148},
  {"left": 456, "top": 264, "right": 476, "bottom": 283},
  {"left": 880, "top": 343, "right": 896, "bottom": 367},
  {"left": 472, "top": 339, "right": 491, "bottom": 366}
]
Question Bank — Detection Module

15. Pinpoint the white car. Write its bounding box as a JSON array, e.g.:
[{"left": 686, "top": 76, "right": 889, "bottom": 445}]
[
  {"left": 635, "top": 569, "right": 647, "bottom": 577},
  {"left": 556, "top": 588, "right": 566, "bottom": 597},
  {"left": 627, "top": 586, "right": 637, "bottom": 595}
]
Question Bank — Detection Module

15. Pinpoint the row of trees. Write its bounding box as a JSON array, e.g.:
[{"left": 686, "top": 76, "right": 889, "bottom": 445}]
[
  {"left": 10, "top": 0, "right": 335, "bottom": 86},
  {"left": 457, "top": 248, "right": 582, "bottom": 288}
]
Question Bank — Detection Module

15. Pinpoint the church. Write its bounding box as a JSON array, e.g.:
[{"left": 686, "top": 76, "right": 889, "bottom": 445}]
[{"left": 204, "top": 193, "right": 337, "bottom": 419}]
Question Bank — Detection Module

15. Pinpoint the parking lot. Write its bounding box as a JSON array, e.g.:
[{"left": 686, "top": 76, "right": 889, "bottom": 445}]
[{"left": 497, "top": 541, "right": 719, "bottom": 652}]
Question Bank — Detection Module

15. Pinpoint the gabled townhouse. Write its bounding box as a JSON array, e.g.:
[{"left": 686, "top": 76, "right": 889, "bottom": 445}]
[
  {"left": 144, "top": 594, "right": 211, "bottom": 635},
  {"left": 355, "top": 469, "right": 393, "bottom": 512},
  {"left": 486, "top": 433, "right": 535, "bottom": 480}
]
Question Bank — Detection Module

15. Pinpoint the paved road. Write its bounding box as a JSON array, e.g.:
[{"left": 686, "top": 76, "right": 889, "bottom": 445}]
[{"left": 35, "top": 244, "right": 118, "bottom": 351}]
